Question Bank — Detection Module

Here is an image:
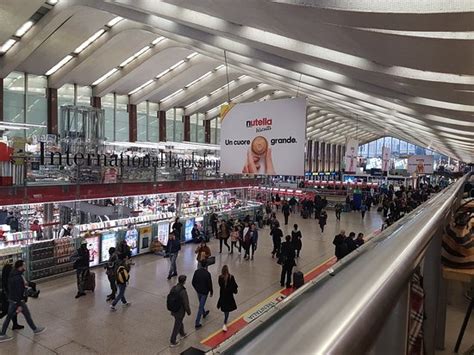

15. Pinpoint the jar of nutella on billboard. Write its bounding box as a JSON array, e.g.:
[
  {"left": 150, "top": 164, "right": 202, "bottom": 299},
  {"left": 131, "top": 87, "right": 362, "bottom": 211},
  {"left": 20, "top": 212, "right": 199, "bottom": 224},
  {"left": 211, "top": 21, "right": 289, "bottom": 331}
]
[{"left": 251, "top": 136, "right": 268, "bottom": 173}]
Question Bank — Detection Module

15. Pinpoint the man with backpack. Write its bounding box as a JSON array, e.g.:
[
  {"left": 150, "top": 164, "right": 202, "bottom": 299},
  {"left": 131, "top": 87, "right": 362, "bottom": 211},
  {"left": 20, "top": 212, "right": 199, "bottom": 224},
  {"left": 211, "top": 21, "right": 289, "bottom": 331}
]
[
  {"left": 110, "top": 254, "right": 131, "bottom": 311},
  {"left": 168, "top": 275, "right": 191, "bottom": 347}
]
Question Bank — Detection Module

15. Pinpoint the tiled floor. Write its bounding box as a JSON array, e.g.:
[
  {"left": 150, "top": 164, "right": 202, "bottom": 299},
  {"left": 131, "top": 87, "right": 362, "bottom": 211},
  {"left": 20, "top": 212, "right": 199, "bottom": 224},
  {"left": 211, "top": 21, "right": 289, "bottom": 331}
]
[{"left": 1, "top": 209, "right": 384, "bottom": 354}]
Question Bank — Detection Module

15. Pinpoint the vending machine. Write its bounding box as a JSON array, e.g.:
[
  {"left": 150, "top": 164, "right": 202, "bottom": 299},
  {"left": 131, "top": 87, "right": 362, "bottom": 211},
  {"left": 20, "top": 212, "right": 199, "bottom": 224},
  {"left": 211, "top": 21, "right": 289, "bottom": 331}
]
[{"left": 138, "top": 225, "right": 152, "bottom": 254}]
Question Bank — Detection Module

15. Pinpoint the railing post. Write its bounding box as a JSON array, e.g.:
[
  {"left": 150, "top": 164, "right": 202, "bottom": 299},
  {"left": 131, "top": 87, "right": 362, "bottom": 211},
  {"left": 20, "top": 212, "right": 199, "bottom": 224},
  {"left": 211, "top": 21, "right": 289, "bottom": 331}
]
[
  {"left": 423, "top": 229, "right": 444, "bottom": 354},
  {"left": 369, "top": 283, "right": 410, "bottom": 355}
]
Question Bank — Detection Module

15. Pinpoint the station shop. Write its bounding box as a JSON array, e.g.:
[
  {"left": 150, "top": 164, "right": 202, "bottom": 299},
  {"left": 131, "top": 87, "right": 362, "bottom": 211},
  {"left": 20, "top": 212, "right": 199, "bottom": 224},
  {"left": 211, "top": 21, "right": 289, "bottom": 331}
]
[{"left": 0, "top": 187, "right": 261, "bottom": 281}]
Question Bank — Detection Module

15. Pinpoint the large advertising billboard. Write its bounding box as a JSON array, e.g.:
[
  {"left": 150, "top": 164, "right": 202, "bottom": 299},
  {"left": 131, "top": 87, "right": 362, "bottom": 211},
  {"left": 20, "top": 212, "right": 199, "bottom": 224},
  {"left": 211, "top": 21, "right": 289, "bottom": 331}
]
[
  {"left": 407, "top": 155, "right": 434, "bottom": 174},
  {"left": 220, "top": 98, "right": 306, "bottom": 176}
]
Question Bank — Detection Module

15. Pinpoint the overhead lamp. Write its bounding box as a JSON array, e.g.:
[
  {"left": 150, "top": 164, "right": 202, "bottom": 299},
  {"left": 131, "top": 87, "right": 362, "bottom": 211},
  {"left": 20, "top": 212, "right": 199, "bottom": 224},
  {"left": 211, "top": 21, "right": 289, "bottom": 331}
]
[
  {"left": 169, "top": 60, "right": 185, "bottom": 70},
  {"left": 128, "top": 79, "right": 154, "bottom": 95},
  {"left": 73, "top": 29, "right": 105, "bottom": 54},
  {"left": 155, "top": 68, "right": 171, "bottom": 79},
  {"left": 92, "top": 68, "right": 118, "bottom": 86},
  {"left": 46, "top": 0, "right": 59, "bottom": 4},
  {"left": 184, "top": 71, "right": 213, "bottom": 88},
  {"left": 0, "top": 39, "right": 17, "bottom": 54},
  {"left": 45, "top": 55, "right": 73, "bottom": 75},
  {"left": 15, "top": 21, "right": 34, "bottom": 38},
  {"left": 119, "top": 46, "right": 150, "bottom": 67},
  {"left": 160, "top": 89, "right": 184, "bottom": 103},
  {"left": 106, "top": 17, "right": 123, "bottom": 27},
  {"left": 152, "top": 36, "right": 165, "bottom": 45},
  {"left": 186, "top": 52, "right": 199, "bottom": 60}
]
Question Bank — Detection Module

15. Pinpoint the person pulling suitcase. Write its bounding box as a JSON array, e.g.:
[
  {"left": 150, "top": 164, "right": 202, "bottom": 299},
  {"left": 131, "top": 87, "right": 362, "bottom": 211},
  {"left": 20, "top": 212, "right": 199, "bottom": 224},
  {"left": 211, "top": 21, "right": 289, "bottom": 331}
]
[{"left": 73, "top": 241, "right": 90, "bottom": 299}]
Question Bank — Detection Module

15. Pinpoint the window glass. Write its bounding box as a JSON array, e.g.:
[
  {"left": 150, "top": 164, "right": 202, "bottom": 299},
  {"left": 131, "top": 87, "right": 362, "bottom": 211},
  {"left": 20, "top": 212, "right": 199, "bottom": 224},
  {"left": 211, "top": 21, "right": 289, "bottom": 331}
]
[
  {"left": 175, "top": 108, "right": 184, "bottom": 142},
  {"left": 190, "top": 114, "right": 198, "bottom": 142},
  {"left": 197, "top": 113, "right": 205, "bottom": 143},
  {"left": 148, "top": 102, "right": 159, "bottom": 142},
  {"left": 391, "top": 138, "right": 400, "bottom": 155},
  {"left": 166, "top": 109, "right": 174, "bottom": 141},
  {"left": 26, "top": 74, "right": 47, "bottom": 138},
  {"left": 399, "top": 140, "right": 408, "bottom": 155},
  {"left": 210, "top": 118, "right": 217, "bottom": 144},
  {"left": 216, "top": 117, "right": 221, "bottom": 145},
  {"left": 76, "top": 86, "right": 92, "bottom": 106},
  {"left": 3, "top": 72, "right": 25, "bottom": 138},
  {"left": 57, "top": 84, "right": 75, "bottom": 133},
  {"left": 115, "top": 95, "right": 129, "bottom": 142},
  {"left": 137, "top": 102, "right": 147, "bottom": 142},
  {"left": 102, "top": 94, "right": 115, "bottom": 141}
]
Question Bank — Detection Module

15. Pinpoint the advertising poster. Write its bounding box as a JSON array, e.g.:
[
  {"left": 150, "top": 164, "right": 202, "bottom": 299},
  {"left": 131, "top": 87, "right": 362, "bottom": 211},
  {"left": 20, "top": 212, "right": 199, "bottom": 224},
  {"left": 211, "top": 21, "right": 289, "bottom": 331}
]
[
  {"left": 138, "top": 225, "right": 152, "bottom": 254},
  {"left": 125, "top": 228, "right": 139, "bottom": 256},
  {"left": 220, "top": 98, "right": 306, "bottom": 176},
  {"left": 344, "top": 138, "right": 359, "bottom": 173},
  {"left": 86, "top": 236, "right": 100, "bottom": 267},
  {"left": 100, "top": 232, "right": 117, "bottom": 263},
  {"left": 157, "top": 222, "right": 170, "bottom": 246},
  {"left": 382, "top": 146, "right": 391, "bottom": 172},
  {"left": 184, "top": 218, "right": 195, "bottom": 242},
  {"left": 407, "top": 155, "right": 434, "bottom": 174}
]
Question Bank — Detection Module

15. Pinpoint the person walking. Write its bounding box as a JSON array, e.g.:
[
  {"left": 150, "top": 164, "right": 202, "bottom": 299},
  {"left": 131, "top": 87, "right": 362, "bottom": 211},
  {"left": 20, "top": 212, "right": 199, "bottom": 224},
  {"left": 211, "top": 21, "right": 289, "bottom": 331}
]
[
  {"left": 230, "top": 226, "right": 241, "bottom": 254},
  {"left": 335, "top": 202, "right": 343, "bottom": 221},
  {"left": 333, "top": 230, "right": 348, "bottom": 261},
  {"left": 73, "top": 241, "right": 90, "bottom": 299},
  {"left": 168, "top": 275, "right": 191, "bottom": 347},
  {"left": 105, "top": 247, "right": 118, "bottom": 302},
  {"left": 291, "top": 224, "right": 302, "bottom": 258},
  {"left": 192, "top": 261, "right": 213, "bottom": 329},
  {"left": 279, "top": 235, "right": 296, "bottom": 288},
  {"left": 167, "top": 232, "right": 181, "bottom": 280},
  {"left": 249, "top": 223, "right": 259, "bottom": 260},
  {"left": 217, "top": 265, "right": 238, "bottom": 332},
  {"left": 242, "top": 224, "right": 252, "bottom": 260},
  {"left": 110, "top": 255, "right": 131, "bottom": 311},
  {"left": 355, "top": 233, "right": 365, "bottom": 248},
  {"left": 270, "top": 221, "right": 283, "bottom": 258},
  {"left": 319, "top": 210, "right": 328, "bottom": 233},
  {"left": 218, "top": 220, "right": 231, "bottom": 253},
  {"left": 289, "top": 196, "right": 297, "bottom": 214},
  {"left": 0, "top": 263, "right": 23, "bottom": 330},
  {"left": 172, "top": 217, "right": 183, "bottom": 240},
  {"left": 345, "top": 232, "right": 357, "bottom": 255},
  {"left": 0, "top": 260, "right": 45, "bottom": 342},
  {"left": 195, "top": 240, "right": 211, "bottom": 265},
  {"left": 210, "top": 212, "right": 218, "bottom": 238},
  {"left": 282, "top": 201, "right": 290, "bottom": 225},
  {"left": 361, "top": 203, "right": 368, "bottom": 219}
]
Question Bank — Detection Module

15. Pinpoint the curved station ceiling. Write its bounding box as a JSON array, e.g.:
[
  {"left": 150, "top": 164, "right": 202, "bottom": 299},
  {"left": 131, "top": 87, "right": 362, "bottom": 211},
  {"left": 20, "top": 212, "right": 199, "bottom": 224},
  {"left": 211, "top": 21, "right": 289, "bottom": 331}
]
[{"left": 1, "top": 0, "right": 473, "bottom": 162}]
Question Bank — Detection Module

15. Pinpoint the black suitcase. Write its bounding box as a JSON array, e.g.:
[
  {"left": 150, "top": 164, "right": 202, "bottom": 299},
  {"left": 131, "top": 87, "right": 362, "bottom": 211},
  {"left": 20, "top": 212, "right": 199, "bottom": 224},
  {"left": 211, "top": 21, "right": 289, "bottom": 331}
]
[{"left": 293, "top": 271, "right": 304, "bottom": 288}]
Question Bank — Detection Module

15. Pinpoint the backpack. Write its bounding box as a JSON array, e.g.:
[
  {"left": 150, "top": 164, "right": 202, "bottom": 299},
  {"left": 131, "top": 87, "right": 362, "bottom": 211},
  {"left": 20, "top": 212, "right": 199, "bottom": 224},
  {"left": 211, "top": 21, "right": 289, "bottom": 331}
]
[
  {"left": 167, "top": 287, "right": 182, "bottom": 312},
  {"left": 116, "top": 265, "right": 130, "bottom": 284}
]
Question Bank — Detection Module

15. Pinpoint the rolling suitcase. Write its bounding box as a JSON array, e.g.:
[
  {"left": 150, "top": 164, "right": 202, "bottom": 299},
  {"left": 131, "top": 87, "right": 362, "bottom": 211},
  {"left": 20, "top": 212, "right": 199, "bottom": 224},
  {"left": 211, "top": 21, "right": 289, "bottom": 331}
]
[
  {"left": 83, "top": 270, "right": 96, "bottom": 292},
  {"left": 293, "top": 271, "right": 304, "bottom": 289}
]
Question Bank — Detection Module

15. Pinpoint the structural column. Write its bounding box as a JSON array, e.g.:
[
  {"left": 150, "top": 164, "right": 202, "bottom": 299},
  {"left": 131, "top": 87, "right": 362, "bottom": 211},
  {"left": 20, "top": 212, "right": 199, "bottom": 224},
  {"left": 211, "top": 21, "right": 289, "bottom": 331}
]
[
  {"left": 331, "top": 144, "right": 337, "bottom": 171},
  {"left": 306, "top": 140, "right": 313, "bottom": 172},
  {"left": 204, "top": 119, "right": 211, "bottom": 144},
  {"left": 128, "top": 104, "right": 137, "bottom": 142},
  {"left": 90, "top": 96, "right": 101, "bottom": 109},
  {"left": 46, "top": 88, "right": 58, "bottom": 135},
  {"left": 320, "top": 142, "right": 326, "bottom": 171},
  {"left": 158, "top": 110, "right": 166, "bottom": 141},
  {"left": 314, "top": 141, "right": 319, "bottom": 172},
  {"left": 0, "top": 78, "right": 3, "bottom": 122},
  {"left": 336, "top": 145, "right": 342, "bottom": 171},
  {"left": 183, "top": 114, "right": 191, "bottom": 142},
  {"left": 326, "top": 143, "right": 331, "bottom": 171}
]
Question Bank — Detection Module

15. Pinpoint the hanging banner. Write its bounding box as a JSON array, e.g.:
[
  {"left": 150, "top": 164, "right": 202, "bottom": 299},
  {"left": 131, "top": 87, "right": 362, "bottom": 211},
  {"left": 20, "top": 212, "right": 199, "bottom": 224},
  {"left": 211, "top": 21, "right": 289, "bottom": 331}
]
[
  {"left": 344, "top": 138, "right": 359, "bottom": 173},
  {"left": 407, "top": 155, "right": 434, "bottom": 174},
  {"left": 220, "top": 98, "right": 307, "bottom": 176},
  {"left": 382, "top": 146, "right": 391, "bottom": 172}
]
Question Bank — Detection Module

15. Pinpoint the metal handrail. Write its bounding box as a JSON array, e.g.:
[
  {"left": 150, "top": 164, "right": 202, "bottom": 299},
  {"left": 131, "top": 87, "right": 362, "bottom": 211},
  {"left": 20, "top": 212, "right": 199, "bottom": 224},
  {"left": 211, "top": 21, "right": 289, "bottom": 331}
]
[{"left": 215, "top": 174, "right": 469, "bottom": 354}]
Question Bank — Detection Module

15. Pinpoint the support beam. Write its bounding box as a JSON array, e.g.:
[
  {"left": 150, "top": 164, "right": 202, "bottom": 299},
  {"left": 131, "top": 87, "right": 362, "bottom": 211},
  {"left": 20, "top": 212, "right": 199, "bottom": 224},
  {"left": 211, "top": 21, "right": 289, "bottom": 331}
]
[
  {"left": 204, "top": 119, "right": 211, "bottom": 144},
  {"left": 128, "top": 104, "right": 137, "bottom": 142},
  {"left": 183, "top": 114, "right": 190, "bottom": 141},
  {"left": 0, "top": 78, "right": 3, "bottom": 122},
  {"left": 158, "top": 110, "right": 166, "bottom": 141},
  {"left": 46, "top": 88, "right": 58, "bottom": 135},
  {"left": 91, "top": 96, "right": 102, "bottom": 109}
]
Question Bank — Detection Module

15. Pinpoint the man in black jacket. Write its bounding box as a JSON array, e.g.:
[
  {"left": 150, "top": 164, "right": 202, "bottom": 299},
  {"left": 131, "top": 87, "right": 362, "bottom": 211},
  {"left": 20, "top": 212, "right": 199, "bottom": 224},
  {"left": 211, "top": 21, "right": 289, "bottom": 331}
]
[
  {"left": 169, "top": 275, "right": 191, "bottom": 347},
  {"left": 0, "top": 260, "right": 45, "bottom": 342},
  {"left": 167, "top": 233, "right": 181, "bottom": 280},
  {"left": 271, "top": 222, "right": 283, "bottom": 258},
  {"left": 279, "top": 235, "right": 296, "bottom": 288},
  {"left": 192, "top": 261, "right": 213, "bottom": 329},
  {"left": 74, "top": 241, "right": 90, "bottom": 299}
]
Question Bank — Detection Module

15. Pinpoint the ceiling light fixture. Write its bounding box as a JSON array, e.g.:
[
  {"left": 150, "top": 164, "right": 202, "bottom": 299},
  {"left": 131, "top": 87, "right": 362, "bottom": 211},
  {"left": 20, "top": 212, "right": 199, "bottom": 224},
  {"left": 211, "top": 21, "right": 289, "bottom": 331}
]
[
  {"left": 15, "top": 21, "right": 34, "bottom": 38},
  {"left": 106, "top": 17, "right": 123, "bottom": 27},
  {"left": 73, "top": 29, "right": 105, "bottom": 54},
  {"left": 186, "top": 52, "right": 199, "bottom": 60},
  {"left": 152, "top": 36, "right": 165, "bottom": 45},
  {"left": 119, "top": 46, "right": 150, "bottom": 67},
  {"left": 45, "top": 55, "right": 73, "bottom": 75},
  {"left": 0, "top": 39, "right": 17, "bottom": 54},
  {"left": 92, "top": 68, "right": 118, "bottom": 86},
  {"left": 160, "top": 89, "right": 184, "bottom": 103},
  {"left": 128, "top": 79, "right": 154, "bottom": 95},
  {"left": 46, "top": 0, "right": 59, "bottom": 4}
]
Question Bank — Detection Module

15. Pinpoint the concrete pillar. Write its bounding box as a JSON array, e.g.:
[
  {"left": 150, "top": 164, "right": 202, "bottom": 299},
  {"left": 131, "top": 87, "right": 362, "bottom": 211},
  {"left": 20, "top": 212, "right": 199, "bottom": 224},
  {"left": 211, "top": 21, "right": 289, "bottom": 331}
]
[
  {"left": 158, "top": 110, "right": 166, "bottom": 141},
  {"left": 128, "top": 104, "right": 137, "bottom": 142},
  {"left": 204, "top": 119, "right": 211, "bottom": 144},
  {"left": 46, "top": 88, "right": 58, "bottom": 135},
  {"left": 314, "top": 141, "right": 319, "bottom": 172},
  {"left": 183, "top": 114, "right": 191, "bottom": 141},
  {"left": 306, "top": 140, "right": 313, "bottom": 172},
  {"left": 320, "top": 142, "right": 326, "bottom": 171},
  {"left": 90, "top": 96, "right": 101, "bottom": 109},
  {"left": 0, "top": 78, "right": 3, "bottom": 122},
  {"left": 332, "top": 144, "right": 337, "bottom": 171}
]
